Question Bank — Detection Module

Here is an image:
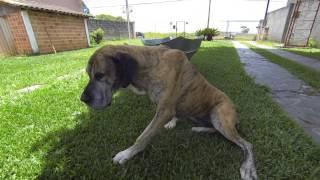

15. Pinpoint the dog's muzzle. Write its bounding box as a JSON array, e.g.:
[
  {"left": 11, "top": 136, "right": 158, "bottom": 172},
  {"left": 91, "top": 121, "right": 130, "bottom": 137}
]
[{"left": 80, "top": 91, "right": 111, "bottom": 109}]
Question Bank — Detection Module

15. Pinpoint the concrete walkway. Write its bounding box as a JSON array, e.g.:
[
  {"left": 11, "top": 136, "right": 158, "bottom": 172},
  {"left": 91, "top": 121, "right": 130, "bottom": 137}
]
[
  {"left": 248, "top": 41, "right": 320, "bottom": 71},
  {"left": 233, "top": 41, "right": 320, "bottom": 144}
]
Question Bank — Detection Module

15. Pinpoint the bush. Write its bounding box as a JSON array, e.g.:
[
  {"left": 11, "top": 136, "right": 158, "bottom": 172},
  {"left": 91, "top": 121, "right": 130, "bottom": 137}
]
[
  {"left": 195, "top": 28, "right": 219, "bottom": 41},
  {"left": 307, "top": 38, "right": 317, "bottom": 48},
  {"left": 90, "top": 28, "right": 104, "bottom": 44}
]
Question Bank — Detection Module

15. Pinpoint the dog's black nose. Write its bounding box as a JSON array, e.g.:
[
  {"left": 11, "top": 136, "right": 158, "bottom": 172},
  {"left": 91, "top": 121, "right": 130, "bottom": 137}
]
[{"left": 80, "top": 93, "right": 90, "bottom": 104}]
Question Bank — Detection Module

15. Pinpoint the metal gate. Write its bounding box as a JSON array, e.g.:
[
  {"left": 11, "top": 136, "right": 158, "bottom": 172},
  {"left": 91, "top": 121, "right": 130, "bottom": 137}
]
[{"left": 0, "top": 17, "right": 16, "bottom": 55}]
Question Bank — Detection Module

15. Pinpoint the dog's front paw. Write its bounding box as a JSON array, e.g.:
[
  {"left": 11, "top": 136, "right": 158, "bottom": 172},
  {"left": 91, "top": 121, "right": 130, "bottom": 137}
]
[
  {"left": 112, "top": 148, "right": 135, "bottom": 164},
  {"left": 164, "top": 121, "right": 176, "bottom": 129},
  {"left": 164, "top": 118, "right": 177, "bottom": 129},
  {"left": 240, "top": 162, "right": 258, "bottom": 180}
]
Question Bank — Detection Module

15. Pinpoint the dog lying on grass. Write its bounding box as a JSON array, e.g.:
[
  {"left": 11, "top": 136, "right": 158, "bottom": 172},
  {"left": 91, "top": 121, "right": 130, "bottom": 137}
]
[{"left": 81, "top": 45, "right": 258, "bottom": 180}]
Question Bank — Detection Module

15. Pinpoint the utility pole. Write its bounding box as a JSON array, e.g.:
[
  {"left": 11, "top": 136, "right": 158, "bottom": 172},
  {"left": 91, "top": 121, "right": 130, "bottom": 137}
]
[
  {"left": 175, "top": 21, "right": 178, "bottom": 37},
  {"left": 125, "top": 0, "right": 131, "bottom": 39},
  {"left": 207, "top": 0, "right": 212, "bottom": 28},
  {"left": 183, "top": 22, "right": 186, "bottom": 37},
  {"left": 226, "top": 20, "right": 229, "bottom": 34},
  {"left": 263, "top": 0, "right": 270, "bottom": 27}
]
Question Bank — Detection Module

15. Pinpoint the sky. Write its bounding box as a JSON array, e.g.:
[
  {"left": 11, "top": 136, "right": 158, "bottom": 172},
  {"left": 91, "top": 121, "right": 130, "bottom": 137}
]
[{"left": 83, "top": 0, "right": 288, "bottom": 33}]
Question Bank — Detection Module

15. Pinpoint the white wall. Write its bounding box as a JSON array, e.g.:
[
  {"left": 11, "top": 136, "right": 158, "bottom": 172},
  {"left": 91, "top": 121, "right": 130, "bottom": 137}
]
[
  {"left": 310, "top": 3, "right": 320, "bottom": 46},
  {"left": 266, "top": 6, "right": 291, "bottom": 42}
]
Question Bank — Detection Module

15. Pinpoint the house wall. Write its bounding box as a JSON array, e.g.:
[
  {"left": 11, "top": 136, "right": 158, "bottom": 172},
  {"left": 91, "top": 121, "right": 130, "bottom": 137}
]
[
  {"left": 6, "top": 10, "right": 33, "bottom": 54},
  {"left": 88, "top": 19, "right": 135, "bottom": 39},
  {"left": 265, "top": 6, "right": 291, "bottom": 42},
  {"left": 28, "top": 10, "right": 88, "bottom": 54},
  {"left": 310, "top": 4, "right": 320, "bottom": 46},
  {"left": 0, "top": 5, "right": 32, "bottom": 55},
  {"left": 287, "top": 0, "right": 320, "bottom": 46}
]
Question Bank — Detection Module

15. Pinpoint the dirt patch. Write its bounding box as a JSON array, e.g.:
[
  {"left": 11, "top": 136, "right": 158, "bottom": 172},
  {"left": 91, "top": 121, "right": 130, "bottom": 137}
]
[{"left": 17, "top": 84, "right": 43, "bottom": 93}]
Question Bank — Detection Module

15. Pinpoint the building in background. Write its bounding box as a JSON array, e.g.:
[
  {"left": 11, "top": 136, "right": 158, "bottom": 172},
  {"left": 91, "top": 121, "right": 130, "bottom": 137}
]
[
  {"left": 257, "top": 0, "right": 320, "bottom": 47},
  {"left": 88, "top": 19, "right": 135, "bottom": 40},
  {"left": 0, "top": 0, "right": 91, "bottom": 55}
]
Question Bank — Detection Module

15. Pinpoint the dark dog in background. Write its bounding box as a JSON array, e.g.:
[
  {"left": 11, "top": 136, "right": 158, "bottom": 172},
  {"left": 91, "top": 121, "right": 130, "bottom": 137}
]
[{"left": 81, "top": 45, "right": 257, "bottom": 180}]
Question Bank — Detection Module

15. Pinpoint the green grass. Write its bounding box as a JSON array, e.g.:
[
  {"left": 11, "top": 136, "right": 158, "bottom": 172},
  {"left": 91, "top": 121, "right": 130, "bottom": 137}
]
[
  {"left": 255, "top": 40, "right": 282, "bottom": 47},
  {"left": 0, "top": 40, "right": 141, "bottom": 98},
  {"left": 0, "top": 40, "right": 319, "bottom": 179},
  {"left": 233, "top": 34, "right": 256, "bottom": 41},
  {"left": 255, "top": 40, "right": 320, "bottom": 60},
  {"left": 285, "top": 47, "right": 320, "bottom": 60},
  {"left": 242, "top": 41, "right": 320, "bottom": 90}
]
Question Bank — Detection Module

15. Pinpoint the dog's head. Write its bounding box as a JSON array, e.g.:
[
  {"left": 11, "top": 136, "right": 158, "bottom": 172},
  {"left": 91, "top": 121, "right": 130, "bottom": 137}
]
[{"left": 80, "top": 47, "right": 137, "bottom": 110}]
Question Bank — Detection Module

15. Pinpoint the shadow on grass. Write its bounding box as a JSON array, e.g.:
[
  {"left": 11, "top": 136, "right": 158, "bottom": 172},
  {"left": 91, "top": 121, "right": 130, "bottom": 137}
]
[{"left": 31, "top": 89, "right": 241, "bottom": 179}]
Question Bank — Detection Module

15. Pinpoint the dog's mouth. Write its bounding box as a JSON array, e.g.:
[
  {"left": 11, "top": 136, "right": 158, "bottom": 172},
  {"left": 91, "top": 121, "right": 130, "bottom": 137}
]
[
  {"left": 85, "top": 102, "right": 110, "bottom": 111},
  {"left": 81, "top": 94, "right": 112, "bottom": 110},
  {"left": 86, "top": 99, "right": 112, "bottom": 110},
  {"left": 80, "top": 89, "right": 113, "bottom": 110}
]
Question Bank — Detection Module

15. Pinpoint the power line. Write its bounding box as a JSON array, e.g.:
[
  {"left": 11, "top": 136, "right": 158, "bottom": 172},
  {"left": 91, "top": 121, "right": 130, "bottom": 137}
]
[
  {"left": 245, "top": 0, "right": 286, "bottom": 2},
  {"left": 89, "top": 0, "right": 191, "bottom": 9},
  {"left": 222, "top": 20, "right": 260, "bottom": 22}
]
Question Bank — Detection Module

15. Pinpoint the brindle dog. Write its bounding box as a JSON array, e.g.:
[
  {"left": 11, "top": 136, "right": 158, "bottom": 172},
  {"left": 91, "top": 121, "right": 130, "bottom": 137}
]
[{"left": 81, "top": 45, "right": 257, "bottom": 180}]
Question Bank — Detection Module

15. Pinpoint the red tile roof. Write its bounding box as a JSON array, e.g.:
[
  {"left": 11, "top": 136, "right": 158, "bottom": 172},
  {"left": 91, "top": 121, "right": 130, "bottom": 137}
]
[{"left": 0, "top": 0, "right": 91, "bottom": 17}]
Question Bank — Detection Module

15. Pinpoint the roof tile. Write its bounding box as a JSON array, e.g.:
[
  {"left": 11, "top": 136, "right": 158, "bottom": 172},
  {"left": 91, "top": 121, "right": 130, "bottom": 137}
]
[{"left": 1, "top": 0, "right": 91, "bottom": 17}]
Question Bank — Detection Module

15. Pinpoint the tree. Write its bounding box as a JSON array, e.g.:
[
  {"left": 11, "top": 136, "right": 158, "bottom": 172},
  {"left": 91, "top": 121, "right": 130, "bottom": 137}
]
[
  {"left": 196, "top": 28, "right": 219, "bottom": 41},
  {"left": 240, "top": 26, "right": 250, "bottom": 34},
  {"left": 95, "top": 14, "right": 125, "bottom": 22}
]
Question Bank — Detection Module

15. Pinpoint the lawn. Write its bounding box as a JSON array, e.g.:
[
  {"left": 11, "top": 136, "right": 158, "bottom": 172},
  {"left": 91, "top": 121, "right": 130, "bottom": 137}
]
[
  {"left": 255, "top": 40, "right": 282, "bottom": 47},
  {"left": 285, "top": 48, "right": 320, "bottom": 60},
  {"left": 233, "top": 34, "right": 256, "bottom": 41},
  {"left": 0, "top": 40, "right": 139, "bottom": 99},
  {"left": 242, "top": 41, "right": 320, "bottom": 90},
  {"left": 255, "top": 40, "right": 320, "bottom": 60},
  {"left": 0, "top": 40, "right": 319, "bottom": 179}
]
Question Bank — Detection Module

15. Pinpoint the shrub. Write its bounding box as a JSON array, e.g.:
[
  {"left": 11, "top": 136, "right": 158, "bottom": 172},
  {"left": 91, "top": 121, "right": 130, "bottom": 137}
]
[
  {"left": 195, "top": 29, "right": 202, "bottom": 37},
  {"left": 307, "top": 38, "right": 317, "bottom": 48},
  {"left": 90, "top": 28, "right": 104, "bottom": 44},
  {"left": 195, "top": 28, "right": 219, "bottom": 41}
]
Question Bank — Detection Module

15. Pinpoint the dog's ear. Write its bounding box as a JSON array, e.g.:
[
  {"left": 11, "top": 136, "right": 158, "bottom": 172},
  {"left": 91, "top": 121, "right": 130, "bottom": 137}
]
[{"left": 112, "top": 53, "right": 138, "bottom": 88}]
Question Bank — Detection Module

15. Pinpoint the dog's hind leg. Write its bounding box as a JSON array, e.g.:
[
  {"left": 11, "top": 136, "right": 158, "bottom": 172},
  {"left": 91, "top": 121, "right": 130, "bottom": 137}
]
[
  {"left": 211, "top": 103, "right": 257, "bottom": 180},
  {"left": 164, "top": 117, "right": 178, "bottom": 129}
]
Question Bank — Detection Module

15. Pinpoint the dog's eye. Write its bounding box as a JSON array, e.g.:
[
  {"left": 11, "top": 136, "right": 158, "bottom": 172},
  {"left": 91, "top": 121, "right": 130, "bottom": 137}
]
[{"left": 94, "top": 73, "right": 104, "bottom": 81}]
